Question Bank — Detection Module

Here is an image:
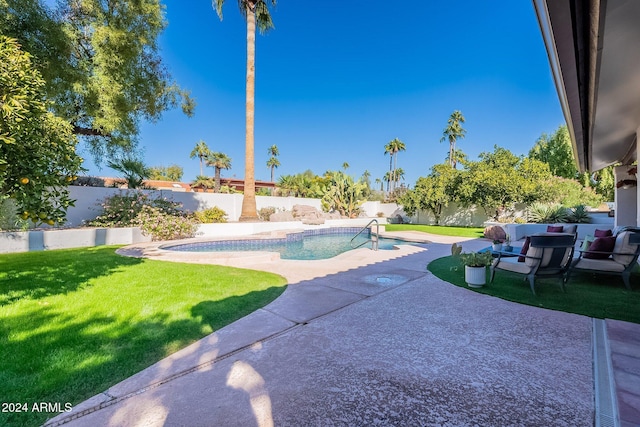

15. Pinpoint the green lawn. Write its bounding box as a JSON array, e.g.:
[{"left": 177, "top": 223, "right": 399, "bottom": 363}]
[
  {"left": 428, "top": 256, "right": 640, "bottom": 324},
  {"left": 0, "top": 246, "right": 287, "bottom": 427},
  {"left": 385, "top": 224, "right": 485, "bottom": 238}
]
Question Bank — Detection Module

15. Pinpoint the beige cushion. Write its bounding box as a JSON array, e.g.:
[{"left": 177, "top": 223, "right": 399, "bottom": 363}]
[
  {"left": 612, "top": 231, "right": 638, "bottom": 265},
  {"left": 494, "top": 257, "right": 533, "bottom": 274},
  {"left": 573, "top": 257, "right": 626, "bottom": 273}
]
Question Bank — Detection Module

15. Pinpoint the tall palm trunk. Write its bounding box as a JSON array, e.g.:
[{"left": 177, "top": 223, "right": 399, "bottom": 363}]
[
  {"left": 387, "top": 155, "right": 392, "bottom": 192},
  {"left": 214, "top": 167, "right": 221, "bottom": 192},
  {"left": 239, "top": 2, "right": 258, "bottom": 221}
]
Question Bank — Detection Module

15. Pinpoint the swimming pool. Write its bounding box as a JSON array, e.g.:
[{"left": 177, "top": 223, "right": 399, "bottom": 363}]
[{"left": 163, "top": 228, "right": 413, "bottom": 260}]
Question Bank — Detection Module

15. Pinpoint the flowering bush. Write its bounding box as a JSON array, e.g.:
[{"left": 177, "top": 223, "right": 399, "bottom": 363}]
[
  {"left": 134, "top": 205, "right": 197, "bottom": 241},
  {"left": 194, "top": 206, "right": 228, "bottom": 223},
  {"left": 86, "top": 192, "right": 184, "bottom": 227}
]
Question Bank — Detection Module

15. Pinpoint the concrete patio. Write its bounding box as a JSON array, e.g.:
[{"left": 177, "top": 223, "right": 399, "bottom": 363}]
[{"left": 44, "top": 233, "right": 639, "bottom": 426}]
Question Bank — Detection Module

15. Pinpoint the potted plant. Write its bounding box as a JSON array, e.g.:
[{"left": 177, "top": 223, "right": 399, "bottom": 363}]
[
  {"left": 503, "top": 234, "right": 513, "bottom": 252},
  {"left": 491, "top": 239, "right": 503, "bottom": 251},
  {"left": 452, "top": 245, "right": 493, "bottom": 288}
]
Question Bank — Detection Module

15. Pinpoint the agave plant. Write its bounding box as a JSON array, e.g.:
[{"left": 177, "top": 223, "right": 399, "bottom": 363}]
[
  {"left": 527, "top": 203, "right": 569, "bottom": 224},
  {"left": 567, "top": 205, "right": 591, "bottom": 223}
]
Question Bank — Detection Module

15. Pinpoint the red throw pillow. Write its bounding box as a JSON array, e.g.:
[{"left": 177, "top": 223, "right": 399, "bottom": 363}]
[
  {"left": 594, "top": 229, "right": 613, "bottom": 238},
  {"left": 517, "top": 236, "right": 531, "bottom": 262},
  {"left": 584, "top": 236, "right": 616, "bottom": 259},
  {"left": 547, "top": 225, "right": 564, "bottom": 233}
]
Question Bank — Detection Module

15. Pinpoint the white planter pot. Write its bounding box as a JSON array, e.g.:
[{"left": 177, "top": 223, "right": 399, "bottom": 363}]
[
  {"left": 492, "top": 243, "right": 502, "bottom": 251},
  {"left": 465, "top": 266, "right": 486, "bottom": 288}
]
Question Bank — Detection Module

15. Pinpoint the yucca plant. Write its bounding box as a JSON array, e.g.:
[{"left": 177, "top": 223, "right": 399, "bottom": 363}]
[
  {"left": 567, "top": 205, "right": 591, "bottom": 223},
  {"left": 527, "top": 203, "right": 569, "bottom": 224}
]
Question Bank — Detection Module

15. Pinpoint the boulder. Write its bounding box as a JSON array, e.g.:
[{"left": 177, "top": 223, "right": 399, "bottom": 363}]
[
  {"left": 269, "top": 211, "right": 295, "bottom": 222},
  {"left": 484, "top": 225, "right": 506, "bottom": 241}
]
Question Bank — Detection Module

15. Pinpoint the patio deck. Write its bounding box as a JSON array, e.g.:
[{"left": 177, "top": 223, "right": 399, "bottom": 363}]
[{"left": 44, "top": 233, "right": 639, "bottom": 426}]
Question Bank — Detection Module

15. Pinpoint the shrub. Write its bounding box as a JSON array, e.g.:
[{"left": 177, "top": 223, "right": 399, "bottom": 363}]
[
  {"left": 567, "top": 205, "right": 591, "bottom": 223},
  {"left": 527, "top": 203, "right": 569, "bottom": 224},
  {"left": 258, "top": 207, "right": 276, "bottom": 221},
  {"left": 86, "top": 192, "right": 185, "bottom": 227},
  {"left": 134, "top": 205, "right": 197, "bottom": 241},
  {"left": 194, "top": 207, "right": 228, "bottom": 223}
]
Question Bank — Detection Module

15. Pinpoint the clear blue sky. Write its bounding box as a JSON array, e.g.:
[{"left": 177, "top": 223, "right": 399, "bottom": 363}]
[{"left": 80, "top": 0, "right": 565, "bottom": 187}]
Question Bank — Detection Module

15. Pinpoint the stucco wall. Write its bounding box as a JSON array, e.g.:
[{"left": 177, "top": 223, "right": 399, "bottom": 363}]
[{"left": 62, "top": 186, "right": 397, "bottom": 226}]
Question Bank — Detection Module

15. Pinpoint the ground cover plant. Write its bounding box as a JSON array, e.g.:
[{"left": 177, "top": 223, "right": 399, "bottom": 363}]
[
  {"left": 0, "top": 246, "right": 287, "bottom": 426},
  {"left": 385, "top": 224, "right": 484, "bottom": 238},
  {"left": 428, "top": 256, "right": 640, "bottom": 324}
]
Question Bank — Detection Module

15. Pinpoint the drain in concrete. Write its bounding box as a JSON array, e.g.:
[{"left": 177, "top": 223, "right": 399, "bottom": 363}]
[{"left": 362, "top": 274, "right": 408, "bottom": 286}]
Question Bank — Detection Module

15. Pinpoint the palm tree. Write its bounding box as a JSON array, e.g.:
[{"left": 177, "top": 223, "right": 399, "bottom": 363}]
[
  {"left": 206, "top": 152, "right": 232, "bottom": 192},
  {"left": 383, "top": 171, "right": 393, "bottom": 194},
  {"left": 440, "top": 110, "right": 466, "bottom": 169},
  {"left": 266, "top": 157, "right": 280, "bottom": 182},
  {"left": 108, "top": 157, "right": 150, "bottom": 189},
  {"left": 190, "top": 140, "right": 212, "bottom": 177},
  {"left": 375, "top": 177, "right": 383, "bottom": 192},
  {"left": 342, "top": 162, "right": 350, "bottom": 170},
  {"left": 213, "top": 0, "right": 276, "bottom": 221},
  {"left": 266, "top": 145, "right": 280, "bottom": 182},
  {"left": 384, "top": 138, "right": 406, "bottom": 192},
  {"left": 393, "top": 167, "right": 405, "bottom": 187}
]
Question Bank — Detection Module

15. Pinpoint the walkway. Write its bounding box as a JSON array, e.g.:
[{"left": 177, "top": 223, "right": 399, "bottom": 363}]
[{"left": 44, "top": 233, "right": 639, "bottom": 426}]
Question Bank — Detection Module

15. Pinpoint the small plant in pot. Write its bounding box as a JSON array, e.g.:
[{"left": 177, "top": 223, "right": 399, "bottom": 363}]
[
  {"left": 492, "top": 239, "right": 503, "bottom": 251},
  {"left": 503, "top": 234, "right": 513, "bottom": 252},
  {"left": 452, "top": 244, "right": 494, "bottom": 288}
]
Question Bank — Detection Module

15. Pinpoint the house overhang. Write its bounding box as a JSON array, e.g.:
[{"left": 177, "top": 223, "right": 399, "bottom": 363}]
[{"left": 533, "top": 0, "right": 640, "bottom": 172}]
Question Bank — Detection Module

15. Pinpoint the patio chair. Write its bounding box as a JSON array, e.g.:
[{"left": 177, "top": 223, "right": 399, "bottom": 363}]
[
  {"left": 489, "top": 233, "right": 576, "bottom": 295},
  {"left": 569, "top": 231, "right": 640, "bottom": 290}
]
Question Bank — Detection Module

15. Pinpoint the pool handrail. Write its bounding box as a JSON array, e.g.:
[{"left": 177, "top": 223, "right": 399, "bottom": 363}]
[{"left": 350, "top": 219, "right": 379, "bottom": 251}]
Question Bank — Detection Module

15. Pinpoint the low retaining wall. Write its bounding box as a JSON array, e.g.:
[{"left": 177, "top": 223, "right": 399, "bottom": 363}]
[
  {"left": 0, "top": 227, "right": 151, "bottom": 253},
  {"left": 0, "top": 218, "right": 386, "bottom": 253}
]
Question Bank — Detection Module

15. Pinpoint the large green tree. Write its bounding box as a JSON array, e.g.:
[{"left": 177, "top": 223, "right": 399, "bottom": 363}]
[
  {"left": 528, "top": 125, "right": 577, "bottom": 179},
  {"left": 0, "top": 0, "right": 194, "bottom": 162},
  {"left": 399, "top": 163, "right": 459, "bottom": 225},
  {"left": 213, "top": 0, "right": 276, "bottom": 221},
  {"left": 458, "top": 146, "right": 552, "bottom": 220},
  {"left": 440, "top": 110, "right": 466, "bottom": 168},
  {"left": 148, "top": 164, "right": 183, "bottom": 181},
  {"left": 0, "top": 36, "right": 83, "bottom": 225}
]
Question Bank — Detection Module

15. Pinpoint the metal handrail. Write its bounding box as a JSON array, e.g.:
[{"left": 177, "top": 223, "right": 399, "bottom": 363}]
[{"left": 350, "top": 219, "right": 379, "bottom": 250}]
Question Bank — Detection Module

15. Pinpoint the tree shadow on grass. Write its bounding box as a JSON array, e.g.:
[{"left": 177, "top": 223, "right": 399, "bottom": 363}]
[
  {"left": 0, "top": 246, "right": 142, "bottom": 306},
  {"left": 0, "top": 286, "right": 285, "bottom": 427}
]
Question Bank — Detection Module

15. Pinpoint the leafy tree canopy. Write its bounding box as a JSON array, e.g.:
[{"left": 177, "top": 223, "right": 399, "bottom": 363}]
[
  {"left": 528, "top": 125, "right": 577, "bottom": 179},
  {"left": 148, "top": 164, "right": 183, "bottom": 181},
  {"left": 0, "top": 36, "right": 83, "bottom": 225},
  {"left": 0, "top": 0, "right": 194, "bottom": 163}
]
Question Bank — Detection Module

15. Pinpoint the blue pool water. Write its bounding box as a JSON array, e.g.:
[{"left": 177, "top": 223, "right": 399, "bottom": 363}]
[{"left": 164, "top": 228, "right": 412, "bottom": 260}]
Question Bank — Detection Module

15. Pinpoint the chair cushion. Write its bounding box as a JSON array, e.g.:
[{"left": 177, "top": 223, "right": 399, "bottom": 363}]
[
  {"left": 612, "top": 231, "right": 638, "bottom": 265},
  {"left": 494, "top": 257, "right": 533, "bottom": 274},
  {"left": 561, "top": 224, "right": 577, "bottom": 234},
  {"left": 573, "top": 258, "right": 626, "bottom": 273},
  {"left": 584, "top": 236, "right": 616, "bottom": 259},
  {"left": 517, "top": 236, "right": 531, "bottom": 262},
  {"left": 595, "top": 228, "right": 613, "bottom": 237},
  {"left": 547, "top": 225, "right": 564, "bottom": 233}
]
